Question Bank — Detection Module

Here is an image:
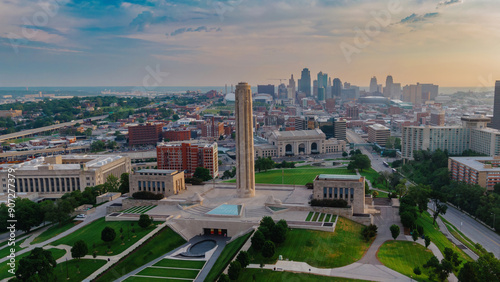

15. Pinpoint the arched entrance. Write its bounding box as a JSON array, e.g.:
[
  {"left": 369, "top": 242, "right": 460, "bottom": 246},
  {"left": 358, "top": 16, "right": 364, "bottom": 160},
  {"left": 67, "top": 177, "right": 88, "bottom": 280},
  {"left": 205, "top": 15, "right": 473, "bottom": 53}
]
[
  {"left": 285, "top": 144, "right": 293, "bottom": 156},
  {"left": 298, "top": 143, "right": 305, "bottom": 154},
  {"left": 311, "top": 142, "right": 318, "bottom": 154}
]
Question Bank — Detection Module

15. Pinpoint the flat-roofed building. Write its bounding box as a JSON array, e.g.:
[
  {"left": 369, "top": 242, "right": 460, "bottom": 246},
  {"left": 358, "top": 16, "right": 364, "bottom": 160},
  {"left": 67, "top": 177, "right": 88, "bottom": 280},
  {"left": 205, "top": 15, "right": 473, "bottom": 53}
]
[
  {"left": 0, "top": 155, "right": 131, "bottom": 194},
  {"left": 156, "top": 141, "right": 218, "bottom": 178},
  {"left": 128, "top": 123, "right": 163, "bottom": 146},
  {"left": 263, "top": 129, "right": 346, "bottom": 156},
  {"left": 313, "top": 174, "right": 366, "bottom": 214},
  {"left": 129, "top": 169, "right": 185, "bottom": 197},
  {"left": 0, "top": 109, "right": 22, "bottom": 118},
  {"left": 448, "top": 156, "right": 500, "bottom": 191},
  {"left": 367, "top": 124, "right": 390, "bottom": 146}
]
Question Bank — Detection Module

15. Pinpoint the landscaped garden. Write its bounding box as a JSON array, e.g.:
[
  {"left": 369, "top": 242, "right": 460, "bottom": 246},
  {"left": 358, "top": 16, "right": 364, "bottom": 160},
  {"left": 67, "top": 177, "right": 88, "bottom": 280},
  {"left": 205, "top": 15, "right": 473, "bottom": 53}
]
[
  {"left": 224, "top": 167, "right": 355, "bottom": 185},
  {"left": 53, "top": 259, "right": 107, "bottom": 282},
  {"left": 204, "top": 231, "right": 253, "bottom": 282},
  {"left": 32, "top": 221, "right": 80, "bottom": 244},
  {"left": 122, "top": 205, "right": 157, "bottom": 214},
  {"left": 305, "top": 212, "right": 337, "bottom": 223},
  {"left": 377, "top": 240, "right": 434, "bottom": 282},
  {"left": 51, "top": 218, "right": 161, "bottom": 255},
  {"left": 0, "top": 248, "right": 67, "bottom": 280},
  {"left": 94, "top": 226, "right": 186, "bottom": 282},
  {"left": 248, "top": 217, "right": 372, "bottom": 268}
]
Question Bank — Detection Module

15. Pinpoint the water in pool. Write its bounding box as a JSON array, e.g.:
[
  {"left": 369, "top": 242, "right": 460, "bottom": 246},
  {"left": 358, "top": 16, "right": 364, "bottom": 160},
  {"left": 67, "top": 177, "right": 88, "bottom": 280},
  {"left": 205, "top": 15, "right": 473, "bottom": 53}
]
[{"left": 206, "top": 204, "right": 241, "bottom": 216}]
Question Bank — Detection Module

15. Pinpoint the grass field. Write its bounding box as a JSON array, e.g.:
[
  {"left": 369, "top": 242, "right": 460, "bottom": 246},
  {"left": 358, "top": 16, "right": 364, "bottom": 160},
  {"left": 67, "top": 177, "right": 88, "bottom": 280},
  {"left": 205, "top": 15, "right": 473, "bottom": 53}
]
[
  {"left": 153, "top": 259, "right": 205, "bottom": 269},
  {"left": 312, "top": 212, "right": 319, "bottom": 221},
  {"left": 32, "top": 221, "right": 80, "bottom": 244},
  {"left": 305, "top": 212, "right": 314, "bottom": 221},
  {"left": 249, "top": 217, "right": 372, "bottom": 268},
  {"left": 2, "top": 137, "right": 34, "bottom": 145},
  {"left": 124, "top": 276, "right": 183, "bottom": 281},
  {"left": 51, "top": 218, "right": 160, "bottom": 256},
  {"left": 136, "top": 267, "right": 199, "bottom": 279},
  {"left": 204, "top": 232, "right": 253, "bottom": 281},
  {"left": 377, "top": 241, "right": 434, "bottom": 282},
  {"left": 0, "top": 248, "right": 66, "bottom": 280},
  {"left": 237, "top": 269, "right": 370, "bottom": 281},
  {"left": 318, "top": 213, "right": 325, "bottom": 222},
  {"left": 325, "top": 214, "right": 331, "bottom": 222},
  {"left": 359, "top": 168, "right": 391, "bottom": 192},
  {"left": 224, "top": 167, "right": 355, "bottom": 185},
  {"left": 53, "top": 259, "right": 107, "bottom": 281},
  {"left": 94, "top": 226, "right": 186, "bottom": 282},
  {"left": 416, "top": 212, "right": 472, "bottom": 265},
  {"left": 0, "top": 237, "right": 27, "bottom": 258},
  {"left": 122, "top": 205, "right": 157, "bottom": 214}
]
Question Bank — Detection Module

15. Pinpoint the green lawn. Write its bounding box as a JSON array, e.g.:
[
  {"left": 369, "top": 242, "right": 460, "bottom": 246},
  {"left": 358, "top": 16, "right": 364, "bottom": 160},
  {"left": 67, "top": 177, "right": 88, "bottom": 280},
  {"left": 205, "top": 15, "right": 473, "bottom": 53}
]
[
  {"left": 318, "top": 213, "right": 325, "bottom": 222},
  {"left": 360, "top": 168, "right": 391, "bottom": 191},
  {"left": 94, "top": 226, "right": 186, "bottom": 282},
  {"left": 377, "top": 240, "right": 434, "bottom": 281},
  {"left": 0, "top": 237, "right": 27, "bottom": 259},
  {"left": 204, "top": 232, "right": 253, "bottom": 282},
  {"left": 325, "top": 214, "right": 332, "bottom": 222},
  {"left": 236, "top": 269, "right": 370, "bottom": 281},
  {"left": 51, "top": 218, "right": 160, "bottom": 256},
  {"left": 137, "top": 267, "right": 198, "bottom": 279},
  {"left": 416, "top": 212, "right": 472, "bottom": 265},
  {"left": 125, "top": 276, "right": 187, "bottom": 281},
  {"left": 0, "top": 247, "right": 66, "bottom": 280},
  {"left": 373, "top": 190, "right": 389, "bottom": 198},
  {"left": 153, "top": 259, "right": 205, "bottom": 269},
  {"left": 2, "top": 137, "right": 34, "bottom": 145},
  {"left": 305, "top": 212, "right": 314, "bottom": 222},
  {"left": 331, "top": 215, "right": 337, "bottom": 222},
  {"left": 224, "top": 167, "right": 355, "bottom": 185},
  {"left": 249, "top": 217, "right": 372, "bottom": 268},
  {"left": 312, "top": 212, "right": 319, "bottom": 222},
  {"left": 122, "top": 205, "right": 157, "bottom": 214},
  {"left": 53, "top": 259, "right": 107, "bottom": 281},
  {"left": 32, "top": 221, "right": 80, "bottom": 244}
]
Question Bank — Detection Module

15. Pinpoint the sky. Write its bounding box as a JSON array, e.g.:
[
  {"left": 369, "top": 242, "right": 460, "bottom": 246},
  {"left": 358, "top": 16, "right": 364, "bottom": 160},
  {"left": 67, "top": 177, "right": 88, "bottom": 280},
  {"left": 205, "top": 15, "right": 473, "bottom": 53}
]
[{"left": 0, "top": 0, "right": 499, "bottom": 88}]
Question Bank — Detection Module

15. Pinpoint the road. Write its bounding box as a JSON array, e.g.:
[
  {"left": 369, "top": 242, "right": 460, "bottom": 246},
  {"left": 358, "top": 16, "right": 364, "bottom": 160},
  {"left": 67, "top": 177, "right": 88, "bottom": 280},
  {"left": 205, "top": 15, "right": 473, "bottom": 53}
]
[
  {"left": 439, "top": 204, "right": 500, "bottom": 258},
  {"left": 346, "top": 129, "right": 394, "bottom": 173}
]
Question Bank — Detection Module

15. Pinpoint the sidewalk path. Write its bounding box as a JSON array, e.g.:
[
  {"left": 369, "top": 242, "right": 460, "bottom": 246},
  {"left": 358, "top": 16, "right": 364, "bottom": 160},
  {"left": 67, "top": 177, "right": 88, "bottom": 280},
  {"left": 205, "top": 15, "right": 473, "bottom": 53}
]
[{"left": 19, "top": 225, "right": 51, "bottom": 248}]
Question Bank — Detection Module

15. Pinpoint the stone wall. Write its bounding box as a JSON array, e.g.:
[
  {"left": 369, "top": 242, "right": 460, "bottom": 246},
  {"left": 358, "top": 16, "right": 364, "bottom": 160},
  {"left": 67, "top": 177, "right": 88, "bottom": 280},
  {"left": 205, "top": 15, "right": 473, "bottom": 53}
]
[
  {"left": 281, "top": 204, "right": 372, "bottom": 225},
  {"left": 121, "top": 198, "right": 160, "bottom": 210}
]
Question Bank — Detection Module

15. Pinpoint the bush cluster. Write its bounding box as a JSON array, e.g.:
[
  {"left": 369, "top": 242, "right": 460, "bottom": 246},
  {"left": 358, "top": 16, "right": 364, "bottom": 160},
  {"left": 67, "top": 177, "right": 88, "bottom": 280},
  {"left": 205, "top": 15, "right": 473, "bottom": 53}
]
[
  {"left": 132, "top": 191, "right": 164, "bottom": 200},
  {"left": 310, "top": 199, "right": 348, "bottom": 208}
]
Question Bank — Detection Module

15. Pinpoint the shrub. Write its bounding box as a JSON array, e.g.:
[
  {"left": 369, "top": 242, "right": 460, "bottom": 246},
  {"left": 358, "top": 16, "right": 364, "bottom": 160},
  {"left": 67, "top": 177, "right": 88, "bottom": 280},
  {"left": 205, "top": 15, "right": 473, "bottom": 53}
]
[
  {"left": 262, "top": 241, "right": 275, "bottom": 258},
  {"left": 400, "top": 211, "right": 416, "bottom": 228},
  {"left": 361, "top": 224, "right": 378, "bottom": 242},
  {"left": 416, "top": 225, "right": 424, "bottom": 236},
  {"left": 310, "top": 199, "right": 348, "bottom": 208},
  {"left": 413, "top": 267, "right": 422, "bottom": 275},
  {"left": 305, "top": 182, "right": 313, "bottom": 189},
  {"left": 101, "top": 226, "right": 116, "bottom": 243},
  {"left": 236, "top": 251, "right": 250, "bottom": 268},
  {"left": 217, "top": 273, "right": 230, "bottom": 282},
  {"left": 227, "top": 261, "right": 241, "bottom": 280},
  {"left": 251, "top": 230, "right": 265, "bottom": 250},
  {"left": 390, "top": 224, "right": 400, "bottom": 240},
  {"left": 425, "top": 236, "right": 431, "bottom": 248},
  {"left": 185, "top": 177, "right": 203, "bottom": 185},
  {"left": 138, "top": 214, "right": 153, "bottom": 229},
  {"left": 132, "top": 191, "right": 164, "bottom": 200}
]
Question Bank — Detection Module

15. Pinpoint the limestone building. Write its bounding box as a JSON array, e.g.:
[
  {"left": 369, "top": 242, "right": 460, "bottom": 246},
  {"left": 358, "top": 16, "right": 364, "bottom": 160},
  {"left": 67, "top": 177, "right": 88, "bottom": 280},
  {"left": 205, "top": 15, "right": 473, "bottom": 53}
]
[
  {"left": 129, "top": 169, "right": 185, "bottom": 197},
  {"left": 313, "top": 174, "right": 366, "bottom": 214},
  {"left": 0, "top": 155, "right": 131, "bottom": 194},
  {"left": 235, "top": 82, "right": 255, "bottom": 198},
  {"left": 367, "top": 124, "right": 390, "bottom": 146}
]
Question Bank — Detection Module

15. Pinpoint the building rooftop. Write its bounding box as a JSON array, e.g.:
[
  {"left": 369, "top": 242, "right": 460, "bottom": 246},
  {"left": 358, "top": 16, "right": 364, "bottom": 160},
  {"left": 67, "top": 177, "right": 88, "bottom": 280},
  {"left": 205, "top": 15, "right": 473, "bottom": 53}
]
[
  {"left": 270, "top": 129, "right": 325, "bottom": 138},
  {"left": 136, "top": 169, "right": 180, "bottom": 175},
  {"left": 449, "top": 156, "right": 500, "bottom": 172},
  {"left": 317, "top": 174, "right": 363, "bottom": 181},
  {"left": 368, "top": 124, "right": 389, "bottom": 130},
  {"left": 0, "top": 155, "right": 125, "bottom": 171}
]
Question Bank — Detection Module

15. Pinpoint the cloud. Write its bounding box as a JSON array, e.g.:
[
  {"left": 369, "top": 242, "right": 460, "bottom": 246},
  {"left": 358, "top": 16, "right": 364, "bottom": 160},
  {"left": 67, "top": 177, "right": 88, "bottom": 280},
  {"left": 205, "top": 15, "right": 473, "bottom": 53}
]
[
  {"left": 437, "top": 0, "right": 462, "bottom": 7},
  {"left": 19, "top": 25, "right": 65, "bottom": 36},
  {"left": 168, "top": 26, "right": 221, "bottom": 36},
  {"left": 129, "top": 11, "right": 169, "bottom": 31},
  {"left": 400, "top": 12, "right": 439, "bottom": 24}
]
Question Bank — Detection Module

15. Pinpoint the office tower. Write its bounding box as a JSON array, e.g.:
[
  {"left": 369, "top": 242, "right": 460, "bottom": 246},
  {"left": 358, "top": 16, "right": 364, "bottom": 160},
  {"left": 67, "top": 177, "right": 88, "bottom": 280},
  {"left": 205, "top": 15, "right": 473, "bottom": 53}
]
[
  {"left": 128, "top": 122, "right": 163, "bottom": 146},
  {"left": 235, "top": 82, "right": 255, "bottom": 198},
  {"left": 318, "top": 87, "right": 325, "bottom": 101},
  {"left": 300, "top": 68, "right": 311, "bottom": 96},
  {"left": 288, "top": 74, "right": 296, "bottom": 97},
  {"left": 257, "top": 84, "right": 275, "bottom": 98},
  {"left": 430, "top": 111, "right": 445, "bottom": 126},
  {"left": 420, "top": 84, "right": 439, "bottom": 101},
  {"left": 402, "top": 84, "right": 422, "bottom": 105},
  {"left": 392, "top": 83, "right": 402, "bottom": 100},
  {"left": 157, "top": 141, "right": 218, "bottom": 179},
  {"left": 345, "top": 105, "right": 359, "bottom": 119},
  {"left": 278, "top": 83, "right": 287, "bottom": 99},
  {"left": 367, "top": 124, "right": 390, "bottom": 146},
  {"left": 493, "top": 81, "right": 500, "bottom": 130},
  {"left": 333, "top": 119, "right": 347, "bottom": 141},
  {"left": 327, "top": 77, "right": 332, "bottom": 99},
  {"left": 384, "top": 75, "right": 393, "bottom": 98},
  {"left": 369, "top": 77, "right": 378, "bottom": 93},
  {"left": 332, "top": 78, "right": 342, "bottom": 97},
  {"left": 317, "top": 71, "right": 328, "bottom": 96},
  {"left": 313, "top": 80, "right": 318, "bottom": 97}
]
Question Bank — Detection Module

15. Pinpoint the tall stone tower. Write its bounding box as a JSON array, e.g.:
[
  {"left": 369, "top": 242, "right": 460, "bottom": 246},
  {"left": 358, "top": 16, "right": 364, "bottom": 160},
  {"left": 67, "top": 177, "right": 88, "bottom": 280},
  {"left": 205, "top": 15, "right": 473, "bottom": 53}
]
[{"left": 235, "top": 82, "right": 255, "bottom": 198}]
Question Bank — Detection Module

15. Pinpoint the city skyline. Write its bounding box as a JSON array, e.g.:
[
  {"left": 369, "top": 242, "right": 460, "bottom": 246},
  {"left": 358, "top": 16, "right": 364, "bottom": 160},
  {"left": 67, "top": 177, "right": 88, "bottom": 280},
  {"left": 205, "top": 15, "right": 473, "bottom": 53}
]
[{"left": 0, "top": 0, "right": 498, "bottom": 87}]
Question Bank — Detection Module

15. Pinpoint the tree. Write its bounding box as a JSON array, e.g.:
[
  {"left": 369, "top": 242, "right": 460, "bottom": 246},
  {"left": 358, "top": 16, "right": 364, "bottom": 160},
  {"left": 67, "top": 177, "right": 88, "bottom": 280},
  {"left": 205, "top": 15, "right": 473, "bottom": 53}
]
[
  {"left": 91, "top": 140, "right": 106, "bottom": 152},
  {"left": 236, "top": 251, "right": 250, "bottom": 268},
  {"left": 351, "top": 154, "right": 371, "bottom": 172},
  {"left": 71, "top": 240, "right": 88, "bottom": 260},
  {"left": 271, "top": 224, "right": 287, "bottom": 244},
  {"left": 361, "top": 224, "right": 378, "bottom": 242},
  {"left": 260, "top": 216, "right": 275, "bottom": 235},
  {"left": 423, "top": 255, "right": 451, "bottom": 282},
  {"left": 413, "top": 267, "right": 422, "bottom": 276},
  {"left": 412, "top": 230, "right": 419, "bottom": 242},
  {"left": 458, "top": 252, "right": 500, "bottom": 282},
  {"left": 228, "top": 261, "right": 241, "bottom": 280},
  {"left": 425, "top": 236, "right": 431, "bottom": 249},
  {"left": 193, "top": 167, "right": 212, "bottom": 181},
  {"left": 104, "top": 174, "right": 120, "bottom": 192},
  {"left": 400, "top": 211, "right": 416, "bottom": 229},
  {"left": 119, "top": 173, "right": 130, "bottom": 194},
  {"left": 15, "top": 198, "right": 44, "bottom": 232},
  {"left": 101, "top": 226, "right": 116, "bottom": 243},
  {"left": 342, "top": 151, "right": 348, "bottom": 157},
  {"left": 390, "top": 224, "right": 400, "bottom": 240},
  {"left": 138, "top": 214, "right": 153, "bottom": 229},
  {"left": 251, "top": 230, "right": 265, "bottom": 250},
  {"left": 16, "top": 248, "right": 56, "bottom": 281},
  {"left": 217, "top": 273, "right": 230, "bottom": 282},
  {"left": 262, "top": 241, "right": 275, "bottom": 258},
  {"left": 372, "top": 190, "right": 379, "bottom": 198}
]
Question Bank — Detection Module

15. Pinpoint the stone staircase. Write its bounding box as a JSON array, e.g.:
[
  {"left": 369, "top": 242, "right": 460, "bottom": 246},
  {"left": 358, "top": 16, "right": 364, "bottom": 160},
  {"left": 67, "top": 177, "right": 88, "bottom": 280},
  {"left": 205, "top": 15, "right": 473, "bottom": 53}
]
[
  {"left": 245, "top": 206, "right": 272, "bottom": 218},
  {"left": 184, "top": 205, "right": 212, "bottom": 216}
]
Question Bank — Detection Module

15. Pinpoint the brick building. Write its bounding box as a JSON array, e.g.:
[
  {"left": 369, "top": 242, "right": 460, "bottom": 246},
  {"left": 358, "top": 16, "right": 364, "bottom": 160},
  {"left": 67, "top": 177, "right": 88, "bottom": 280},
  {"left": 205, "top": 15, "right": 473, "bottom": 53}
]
[
  {"left": 163, "top": 130, "right": 191, "bottom": 142},
  {"left": 156, "top": 141, "right": 218, "bottom": 178},
  {"left": 128, "top": 123, "right": 163, "bottom": 146}
]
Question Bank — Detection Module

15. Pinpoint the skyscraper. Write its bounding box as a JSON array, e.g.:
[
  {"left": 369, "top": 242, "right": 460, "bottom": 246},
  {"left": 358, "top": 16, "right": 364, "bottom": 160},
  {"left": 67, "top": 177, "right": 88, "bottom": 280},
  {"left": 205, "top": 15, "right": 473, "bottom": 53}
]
[
  {"left": 235, "top": 82, "right": 255, "bottom": 198},
  {"left": 288, "top": 74, "right": 295, "bottom": 96},
  {"left": 492, "top": 81, "right": 500, "bottom": 130},
  {"left": 299, "top": 68, "right": 311, "bottom": 96},
  {"left": 332, "top": 78, "right": 342, "bottom": 97},
  {"left": 384, "top": 75, "right": 393, "bottom": 98},
  {"left": 257, "top": 84, "right": 275, "bottom": 98},
  {"left": 369, "top": 76, "right": 378, "bottom": 93}
]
